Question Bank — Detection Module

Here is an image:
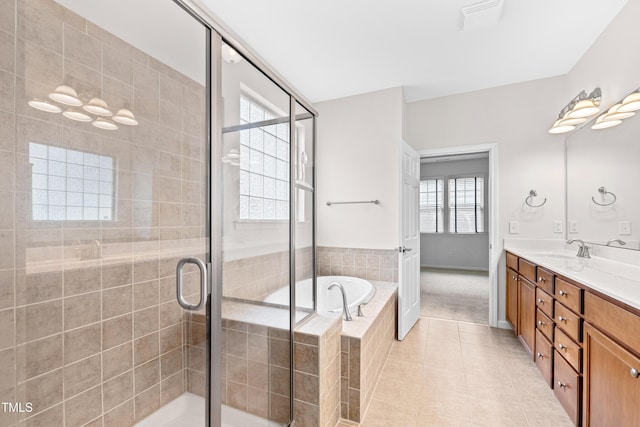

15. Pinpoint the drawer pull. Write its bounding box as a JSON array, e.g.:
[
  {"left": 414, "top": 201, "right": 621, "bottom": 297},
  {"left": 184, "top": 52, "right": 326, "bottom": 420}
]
[
  {"left": 538, "top": 276, "right": 546, "bottom": 282},
  {"left": 537, "top": 298, "right": 545, "bottom": 304},
  {"left": 557, "top": 381, "right": 567, "bottom": 390},
  {"left": 631, "top": 368, "right": 639, "bottom": 379},
  {"left": 558, "top": 316, "right": 566, "bottom": 323},
  {"left": 536, "top": 352, "right": 544, "bottom": 359},
  {"left": 537, "top": 320, "right": 545, "bottom": 327},
  {"left": 558, "top": 343, "right": 567, "bottom": 351},
  {"left": 559, "top": 290, "right": 568, "bottom": 296}
]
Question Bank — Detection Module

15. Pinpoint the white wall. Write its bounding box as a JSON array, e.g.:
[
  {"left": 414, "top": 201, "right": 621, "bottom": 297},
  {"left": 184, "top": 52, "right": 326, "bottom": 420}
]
[
  {"left": 316, "top": 87, "right": 404, "bottom": 249},
  {"left": 405, "top": 0, "right": 640, "bottom": 322},
  {"left": 420, "top": 157, "right": 489, "bottom": 270}
]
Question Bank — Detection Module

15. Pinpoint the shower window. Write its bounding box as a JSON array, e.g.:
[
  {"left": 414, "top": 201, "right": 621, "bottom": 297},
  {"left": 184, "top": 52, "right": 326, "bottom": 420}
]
[
  {"left": 239, "top": 94, "right": 290, "bottom": 220},
  {"left": 28, "top": 142, "right": 115, "bottom": 221}
]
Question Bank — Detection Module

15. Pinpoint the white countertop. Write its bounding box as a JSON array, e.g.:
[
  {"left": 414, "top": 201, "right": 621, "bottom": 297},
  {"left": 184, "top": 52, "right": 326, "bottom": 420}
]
[{"left": 504, "top": 239, "right": 640, "bottom": 311}]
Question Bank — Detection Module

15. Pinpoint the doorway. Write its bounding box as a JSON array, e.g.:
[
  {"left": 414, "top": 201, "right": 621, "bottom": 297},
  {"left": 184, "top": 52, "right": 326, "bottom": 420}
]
[{"left": 417, "top": 145, "right": 498, "bottom": 327}]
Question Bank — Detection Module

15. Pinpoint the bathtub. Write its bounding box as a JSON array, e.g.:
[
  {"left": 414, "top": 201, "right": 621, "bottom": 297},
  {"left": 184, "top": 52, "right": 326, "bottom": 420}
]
[{"left": 264, "top": 276, "right": 376, "bottom": 314}]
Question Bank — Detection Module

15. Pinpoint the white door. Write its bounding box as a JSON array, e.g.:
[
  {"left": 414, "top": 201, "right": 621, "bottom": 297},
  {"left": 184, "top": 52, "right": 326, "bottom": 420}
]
[{"left": 398, "top": 141, "right": 421, "bottom": 340}]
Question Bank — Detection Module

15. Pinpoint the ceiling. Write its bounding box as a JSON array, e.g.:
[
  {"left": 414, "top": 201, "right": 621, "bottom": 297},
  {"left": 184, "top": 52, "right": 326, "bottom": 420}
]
[
  {"left": 201, "top": 0, "right": 628, "bottom": 103},
  {"left": 55, "top": 1, "right": 627, "bottom": 105}
]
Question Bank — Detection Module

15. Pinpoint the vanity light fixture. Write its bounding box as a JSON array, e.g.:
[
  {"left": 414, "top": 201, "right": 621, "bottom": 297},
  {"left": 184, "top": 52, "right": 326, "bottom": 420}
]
[
  {"left": 48, "top": 85, "right": 83, "bottom": 106},
  {"left": 618, "top": 91, "right": 640, "bottom": 113},
  {"left": 112, "top": 109, "right": 138, "bottom": 126},
  {"left": 62, "top": 109, "right": 92, "bottom": 122},
  {"left": 92, "top": 118, "right": 119, "bottom": 130},
  {"left": 28, "top": 98, "right": 62, "bottom": 113},
  {"left": 591, "top": 114, "right": 622, "bottom": 130},
  {"left": 548, "top": 88, "right": 601, "bottom": 134},
  {"left": 603, "top": 103, "right": 635, "bottom": 121},
  {"left": 83, "top": 98, "right": 113, "bottom": 116}
]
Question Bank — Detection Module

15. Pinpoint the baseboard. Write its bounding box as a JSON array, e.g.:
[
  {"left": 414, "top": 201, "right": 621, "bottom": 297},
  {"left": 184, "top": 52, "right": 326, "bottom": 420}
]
[
  {"left": 420, "top": 264, "right": 489, "bottom": 272},
  {"left": 497, "top": 320, "right": 512, "bottom": 330}
]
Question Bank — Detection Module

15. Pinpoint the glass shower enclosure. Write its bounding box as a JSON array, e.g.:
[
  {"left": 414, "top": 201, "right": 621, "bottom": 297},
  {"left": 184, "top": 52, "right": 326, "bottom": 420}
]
[{"left": 0, "top": 0, "right": 316, "bottom": 426}]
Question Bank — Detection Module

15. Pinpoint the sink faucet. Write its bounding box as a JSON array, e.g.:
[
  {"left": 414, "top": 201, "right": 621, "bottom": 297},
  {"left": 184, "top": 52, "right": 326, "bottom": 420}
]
[
  {"left": 567, "top": 239, "right": 591, "bottom": 258},
  {"left": 606, "top": 239, "right": 626, "bottom": 247},
  {"left": 328, "top": 282, "right": 352, "bottom": 321}
]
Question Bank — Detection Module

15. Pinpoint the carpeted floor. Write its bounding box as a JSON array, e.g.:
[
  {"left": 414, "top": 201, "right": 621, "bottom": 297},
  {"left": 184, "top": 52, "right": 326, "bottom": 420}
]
[{"left": 420, "top": 267, "right": 489, "bottom": 325}]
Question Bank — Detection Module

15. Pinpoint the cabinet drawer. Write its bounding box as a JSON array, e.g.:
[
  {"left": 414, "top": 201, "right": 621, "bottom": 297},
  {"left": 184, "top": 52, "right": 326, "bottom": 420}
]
[
  {"left": 519, "top": 258, "right": 537, "bottom": 284},
  {"left": 584, "top": 292, "right": 640, "bottom": 352},
  {"left": 535, "top": 329, "right": 553, "bottom": 388},
  {"left": 536, "top": 287, "right": 554, "bottom": 318},
  {"left": 554, "top": 349, "right": 582, "bottom": 426},
  {"left": 555, "top": 301, "right": 582, "bottom": 343},
  {"left": 536, "top": 267, "right": 554, "bottom": 295},
  {"left": 536, "top": 309, "right": 554, "bottom": 342},
  {"left": 555, "top": 277, "right": 583, "bottom": 314},
  {"left": 506, "top": 252, "right": 518, "bottom": 271},
  {"left": 555, "top": 327, "right": 582, "bottom": 373}
]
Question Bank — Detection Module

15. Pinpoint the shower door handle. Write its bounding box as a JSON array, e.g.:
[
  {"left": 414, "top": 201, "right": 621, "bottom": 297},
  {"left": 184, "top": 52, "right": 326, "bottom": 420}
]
[{"left": 176, "top": 257, "right": 208, "bottom": 311}]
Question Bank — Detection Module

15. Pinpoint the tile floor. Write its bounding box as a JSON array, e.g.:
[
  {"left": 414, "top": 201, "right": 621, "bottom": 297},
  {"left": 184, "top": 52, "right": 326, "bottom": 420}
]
[{"left": 338, "top": 317, "right": 574, "bottom": 427}]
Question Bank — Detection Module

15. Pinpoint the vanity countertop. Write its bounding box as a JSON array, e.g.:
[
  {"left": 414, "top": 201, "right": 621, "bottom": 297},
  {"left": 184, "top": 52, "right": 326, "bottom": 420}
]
[{"left": 505, "top": 242, "right": 640, "bottom": 312}]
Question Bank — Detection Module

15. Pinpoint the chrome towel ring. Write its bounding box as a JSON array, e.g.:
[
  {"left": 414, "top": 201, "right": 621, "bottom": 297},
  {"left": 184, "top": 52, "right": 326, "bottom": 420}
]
[
  {"left": 592, "top": 187, "right": 616, "bottom": 206},
  {"left": 525, "top": 190, "right": 547, "bottom": 208}
]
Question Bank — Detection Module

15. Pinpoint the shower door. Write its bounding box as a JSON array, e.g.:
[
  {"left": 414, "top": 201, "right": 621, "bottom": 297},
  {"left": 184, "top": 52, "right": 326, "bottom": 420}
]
[{"left": 3, "top": 0, "right": 213, "bottom": 425}]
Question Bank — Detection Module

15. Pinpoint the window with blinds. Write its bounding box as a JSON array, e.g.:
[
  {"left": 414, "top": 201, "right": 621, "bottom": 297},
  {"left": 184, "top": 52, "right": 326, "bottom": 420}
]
[
  {"left": 448, "top": 176, "right": 484, "bottom": 233},
  {"left": 419, "top": 178, "right": 444, "bottom": 233}
]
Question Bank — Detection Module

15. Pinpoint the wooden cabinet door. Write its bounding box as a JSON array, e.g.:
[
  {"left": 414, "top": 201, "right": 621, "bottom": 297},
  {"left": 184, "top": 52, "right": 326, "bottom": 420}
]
[
  {"left": 584, "top": 323, "right": 640, "bottom": 427},
  {"left": 507, "top": 267, "right": 518, "bottom": 333},
  {"left": 518, "top": 277, "right": 536, "bottom": 357}
]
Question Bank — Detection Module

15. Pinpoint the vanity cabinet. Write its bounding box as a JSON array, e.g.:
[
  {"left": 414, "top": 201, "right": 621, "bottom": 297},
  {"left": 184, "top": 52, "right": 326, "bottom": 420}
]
[
  {"left": 506, "top": 251, "right": 640, "bottom": 426},
  {"left": 583, "top": 293, "right": 640, "bottom": 426}
]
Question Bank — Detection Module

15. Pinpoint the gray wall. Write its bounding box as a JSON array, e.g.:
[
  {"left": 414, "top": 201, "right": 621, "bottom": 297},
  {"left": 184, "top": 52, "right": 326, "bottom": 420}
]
[{"left": 420, "top": 157, "right": 489, "bottom": 271}]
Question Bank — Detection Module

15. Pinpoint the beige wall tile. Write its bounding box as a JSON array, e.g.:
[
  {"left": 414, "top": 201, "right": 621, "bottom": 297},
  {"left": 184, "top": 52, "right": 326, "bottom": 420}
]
[
  {"left": 64, "top": 354, "right": 101, "bottom": 398},
  {"left": 134, "top": 383, "right": 160, "bottom": 421},
  {"left": 65, "top": 384, "right": 102, "bottom": 427},
  {"left": 160, "top": 371, "right": 184, "bottom": 405},
  {"left": 134, "top": 306, "right": 158, "bottom": 339},
  {"left": 160, "top": 323, "right": 182, "bottom": 354},
  {"left": 0, "top": 30, "right": 14, "bottom": 73},
  {"left": 64, "top": 323, "right": 101, "bottom": 365},
  {"left": 0, "top": 271, "right": 13, "bottom": 310},
  {"left": 103, "top": 370, "right": 133, "bottom": 412},
  {"left": 103, "top": 44, "right": 133, "bottom": 85},
  {"left": 15, "top": 300, "right": 62, "bottom": 344},
  {"left": 134, "top": 357, "right": 159, "bottom": 393},
  {"left": 64, "top": 24, "right": 101, "bottom": 71},
  {"left": 0, "top": 69, "right": 12, "bottom": 112},
  {"left": 294, "top": 399, "right": 320, "bottom": 427},
  {"left": 63, "top": 266, "right": 101, "bottom": 296},
  {"left": 15, "top": 40, "right": 62, "bottom": 86},
  {"left": 103, "top": 342, "right": 132, "bottom": 380},
  {"left": 15, "top": 269, "right": 63, "bottom": 306},
  {"left": 161, "top": 347, "right": 182, "bottom": 379},
  {"left": 134, "top": 280, "right": 159, "bottom": 311},
  {"left": 295, "top": 371, "right": 319, "bottom": 405},
  {"left": 64, "top": 291, "right": 100, "bottom": 330},
  {"left": 227, "top": 381, "right": 248, "bottom": 411},
  {"left": 102, "top": 314, "right": 132, "bottom": 350},
  {"left": 15, "top": 368, "right": 63, "bottom": 419},
  {"left": 104, "top": 400, "right": 134, "bottom": 427},
  {"left": 0, "top": 110, "right": 14, "bottom": 152},
  {"left": 134, "top": 332, "right": 159, "bottom": 367},
  {"left": 294, "top": 342, "right": 319, "bottom": 375},
  {"left": 159, "top": 301, "right": 182, "bottom": 329},
  {"left": 186, "top": 346, "right": 204, "bottom": 374},
  {"left": 0, "top": 0, "right": 14, "bottom": 33},
  {"left": 103, "top": 285, "right": 132, "bottom": 320},
  {"left": 102, "top": 263, "right": 133, "bottom": 289},
  {"left": 19, "top": 403, "right": 63, "bottom": 427},
  {"left": 270, "top": 337, "right": 290, "bottom": 369},
  {"left": 16, "top": 334, "right": 62, "bottom": 382},
  {"left": 134, "top": 259, "right": 159, "bottom": 283}
]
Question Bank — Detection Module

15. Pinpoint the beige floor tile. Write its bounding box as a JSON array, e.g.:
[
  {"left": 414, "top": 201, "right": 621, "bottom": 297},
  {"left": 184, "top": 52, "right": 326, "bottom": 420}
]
[
  {"left": 387, "top": 341, "right": 426, "bottom": 364},
  {"left": 466, "top": 396, "right": 529, "bottom": 427},
  {"left": 360, "top": 398, "right": 417, "bottom": 427},
  {"left": 372, "top": 376, "right": 422, "bottom": 409},
  {"left": 379, "top": 359, "right": 424, "bottom": 384},
  {"left": 457, "top": 322, "right": 492, "bottom": 336},
  {"left": 415, "top": 413, "right": 470, "bottom": 427}
]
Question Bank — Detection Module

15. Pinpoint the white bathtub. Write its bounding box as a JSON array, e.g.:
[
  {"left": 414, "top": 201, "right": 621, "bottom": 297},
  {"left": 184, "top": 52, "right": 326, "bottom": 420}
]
[{"left": 264, "top": 276, "right": 376, "bottom": 314}]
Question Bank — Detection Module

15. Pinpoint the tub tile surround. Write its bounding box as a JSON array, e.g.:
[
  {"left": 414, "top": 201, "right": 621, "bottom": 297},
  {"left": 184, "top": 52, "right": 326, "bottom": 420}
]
[
  {"left": 1, "top": 0, "right": 208, "bottom": 426},
  {"left": 317, "top": 247, "right": 398, "bottom": 283}
]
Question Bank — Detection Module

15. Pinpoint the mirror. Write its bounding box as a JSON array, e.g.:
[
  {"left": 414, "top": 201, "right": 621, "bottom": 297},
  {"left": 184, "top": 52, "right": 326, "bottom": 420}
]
[{"left": 566, "top": 93, "right": 640, "bottom": 250}]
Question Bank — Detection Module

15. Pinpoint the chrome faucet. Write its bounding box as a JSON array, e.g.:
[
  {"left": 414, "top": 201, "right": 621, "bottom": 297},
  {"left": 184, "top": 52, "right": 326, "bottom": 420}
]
[
  {"left": 567, "top": 239, "right": 591, "bottom": 258},
  {"left": 328, "top": 282, "right": 352, "bottom": 321},
  {"left": 606, "top": 239, "right": 626, "bottom": 247}
]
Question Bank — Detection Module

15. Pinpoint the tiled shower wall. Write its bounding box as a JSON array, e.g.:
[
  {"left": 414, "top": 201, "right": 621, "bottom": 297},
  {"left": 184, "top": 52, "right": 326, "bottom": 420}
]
[
  {"left": 0, "top": 1, "right": 207, "bottom": 426},
  {"left": 317, "top": 247, "right": 398, "bottom": 283}
]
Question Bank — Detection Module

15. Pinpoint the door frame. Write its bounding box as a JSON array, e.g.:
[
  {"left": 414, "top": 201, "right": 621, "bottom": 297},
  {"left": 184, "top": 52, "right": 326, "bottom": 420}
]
[{"left": 415, "top": 143, "right": 499, "bottom": 328}]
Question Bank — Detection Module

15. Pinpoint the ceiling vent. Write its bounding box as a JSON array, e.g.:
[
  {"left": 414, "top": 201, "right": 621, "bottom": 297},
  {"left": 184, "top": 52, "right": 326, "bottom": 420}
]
[{"left": 461, "top": 0, "right": 504, "bottom": 32}]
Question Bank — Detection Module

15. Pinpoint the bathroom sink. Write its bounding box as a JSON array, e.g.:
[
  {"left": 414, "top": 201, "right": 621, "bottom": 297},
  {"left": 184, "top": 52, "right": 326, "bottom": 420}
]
[{"left": 523, "top": 251, "right": 576, "bottom": 260}]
